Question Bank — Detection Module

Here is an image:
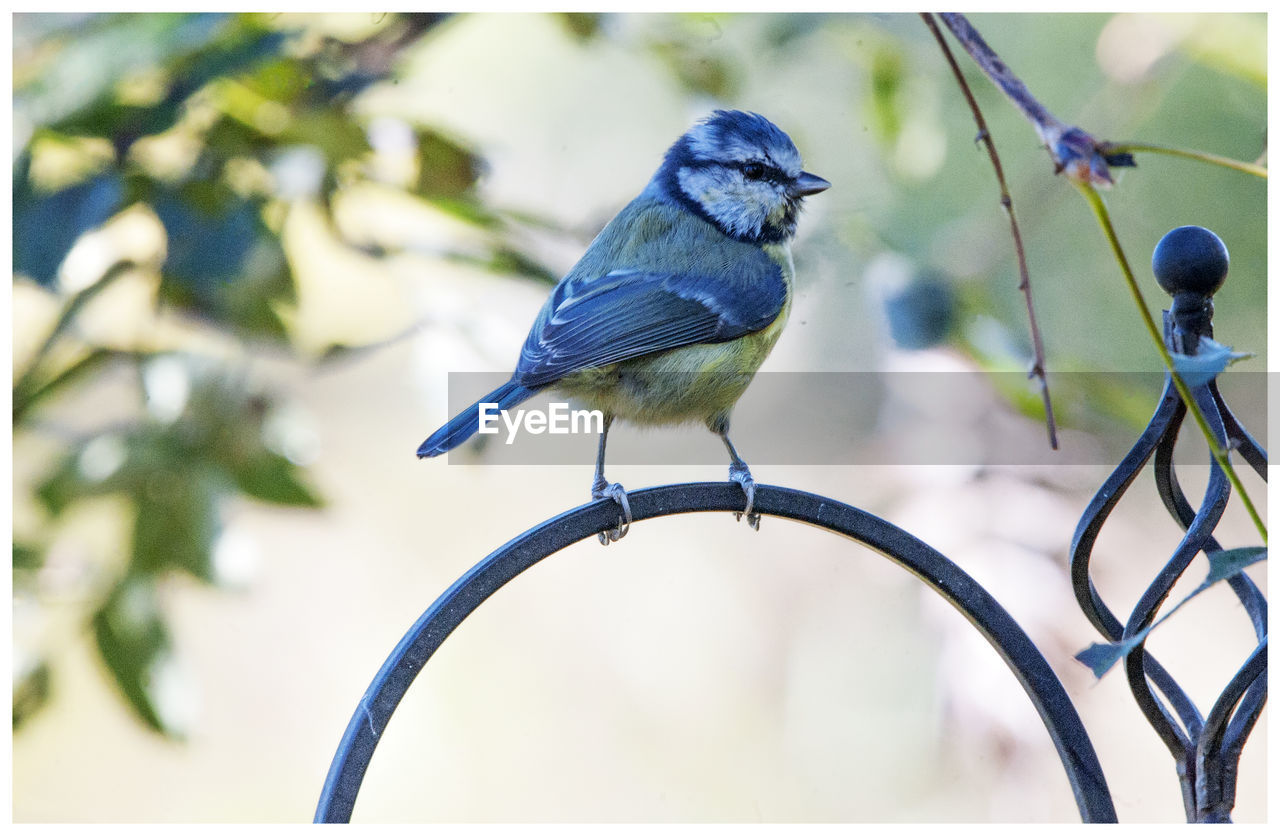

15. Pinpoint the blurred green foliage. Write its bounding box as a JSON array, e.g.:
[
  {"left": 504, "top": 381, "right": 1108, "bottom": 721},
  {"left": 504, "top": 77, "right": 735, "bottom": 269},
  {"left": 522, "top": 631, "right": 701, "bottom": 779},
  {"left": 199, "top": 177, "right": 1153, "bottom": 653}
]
[
  {"left": 11, "top": 12, "right": 561, "bottom": 736},
  {"left": 11, "top": 12, "right": 1266, "bottom": 739}
]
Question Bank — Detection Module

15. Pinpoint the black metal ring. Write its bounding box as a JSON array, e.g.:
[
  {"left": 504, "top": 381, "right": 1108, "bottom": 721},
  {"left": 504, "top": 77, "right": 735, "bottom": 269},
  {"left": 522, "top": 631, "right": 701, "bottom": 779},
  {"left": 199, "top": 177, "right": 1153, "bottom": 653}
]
[{"left": 315, "top": 482, "right": 1116, "bottom": 823}]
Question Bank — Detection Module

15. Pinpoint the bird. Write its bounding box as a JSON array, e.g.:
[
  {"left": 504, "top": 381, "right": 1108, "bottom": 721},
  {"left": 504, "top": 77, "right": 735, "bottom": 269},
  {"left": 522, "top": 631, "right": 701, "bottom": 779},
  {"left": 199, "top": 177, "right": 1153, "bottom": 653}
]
[{"left": 417, "top": 110, "right": 829, "bottom": 543}]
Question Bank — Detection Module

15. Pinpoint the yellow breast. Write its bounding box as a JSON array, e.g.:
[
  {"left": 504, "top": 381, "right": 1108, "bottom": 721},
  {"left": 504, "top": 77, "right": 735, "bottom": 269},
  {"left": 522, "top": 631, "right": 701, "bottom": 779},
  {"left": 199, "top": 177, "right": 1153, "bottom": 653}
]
[{"left": 557, "top": 241, "right": 794, "bottom": 428}]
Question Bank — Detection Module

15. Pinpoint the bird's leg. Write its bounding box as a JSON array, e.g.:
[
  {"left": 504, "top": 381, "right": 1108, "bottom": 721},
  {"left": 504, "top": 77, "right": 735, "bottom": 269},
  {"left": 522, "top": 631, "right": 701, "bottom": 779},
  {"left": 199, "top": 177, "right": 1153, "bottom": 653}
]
[
  {"left": 719, "top": 429, "right": 760, "bottom": 530},
  {"left": 590, "top": 414, "right": 630, "bottom": 544}
]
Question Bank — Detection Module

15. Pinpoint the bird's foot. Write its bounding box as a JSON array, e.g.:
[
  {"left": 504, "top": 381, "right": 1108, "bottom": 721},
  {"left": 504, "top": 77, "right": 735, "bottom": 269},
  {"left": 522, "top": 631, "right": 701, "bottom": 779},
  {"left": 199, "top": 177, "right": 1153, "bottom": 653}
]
[
  {"left": 592, "top": 477, "right": 632, "bottom": 545},
  {"left": 728, "top": 462, "right": 760, "bottom": 530}
]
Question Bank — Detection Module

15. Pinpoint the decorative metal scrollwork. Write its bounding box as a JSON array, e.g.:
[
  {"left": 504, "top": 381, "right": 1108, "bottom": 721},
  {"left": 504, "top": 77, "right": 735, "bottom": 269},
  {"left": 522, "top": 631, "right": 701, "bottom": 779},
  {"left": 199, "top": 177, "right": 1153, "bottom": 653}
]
[{"left": 1070, "top": 226, "right": 1266, "bottom": 822}]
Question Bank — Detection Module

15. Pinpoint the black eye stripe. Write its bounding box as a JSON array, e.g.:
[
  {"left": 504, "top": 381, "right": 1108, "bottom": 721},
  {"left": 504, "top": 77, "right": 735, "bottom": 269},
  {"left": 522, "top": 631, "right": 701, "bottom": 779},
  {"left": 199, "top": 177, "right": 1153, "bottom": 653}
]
[
  {"left": 680, "top": 159, "right": 789, "bottom": 185},
  {"left": 739, "top": 161, "right": 782, "bottom": 182}
]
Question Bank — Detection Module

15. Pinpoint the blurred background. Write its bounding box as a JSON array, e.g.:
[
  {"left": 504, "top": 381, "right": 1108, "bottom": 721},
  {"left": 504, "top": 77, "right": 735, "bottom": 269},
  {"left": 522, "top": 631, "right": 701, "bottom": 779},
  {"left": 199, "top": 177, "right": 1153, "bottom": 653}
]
[{"left": 10, "top": 12, "right": 1266, "bottom": 823}]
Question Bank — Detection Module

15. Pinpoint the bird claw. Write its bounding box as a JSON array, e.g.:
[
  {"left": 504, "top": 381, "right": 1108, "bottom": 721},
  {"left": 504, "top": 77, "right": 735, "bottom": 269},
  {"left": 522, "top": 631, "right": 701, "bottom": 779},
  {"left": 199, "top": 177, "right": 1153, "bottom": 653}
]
[
  {"left": 728, "top": 463, "right": 760, "bottom": 530},
  {"left": 592, "top": 479, "right": 632, "bottom": 545}
]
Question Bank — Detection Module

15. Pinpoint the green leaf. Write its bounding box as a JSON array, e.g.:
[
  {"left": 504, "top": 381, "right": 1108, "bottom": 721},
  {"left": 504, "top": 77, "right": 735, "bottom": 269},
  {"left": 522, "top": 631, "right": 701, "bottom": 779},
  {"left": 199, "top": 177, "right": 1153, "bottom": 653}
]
[
  {"left": 35, "top": 458, "right": 83, "bottom": 517},
  {"left": 13, "top": 543, "right": 44, "bottom": 573},
  {"left": 131, "top": 470, "right": 223, "bottom": 582},
  {"left": 1171, "top": 336, "right": 1253, "bottom": 388},
  {"left": 1205, "top": 546, "right": 1266, "bottom": 584},
  {"left": 868, "top": 42, "right": 905, "bottom": 145},
  {"left": 54, "top": 101, "right": 185, "bottom": 146},
  {"left": 416, "top": 128, "right": 484, "bottom": 199},
  {"left": 556, "top": 13, "right": 603, "bottom": 40},
  {"left": 35, "top": 432, "right": 137, "bottom": 516},
  {"left": 92, "top": 577, "right": 185, "bottom": 737},
  {"left": 649, "top": 43, "right": 736, "bottom": 100},
  {"left": 282, "top": 111, "right": 370, "bottom": 164},
  {"left": 201, "top": 113, "right": 273, "bottom": 159},
  {"left": 230, "top": 451, "right": 323, "bottom": 508},
  {"left": 36, "top": 421, "right": 199, "bottom": 516},
  {"left": 13, "top": 659, "right": 52, "bottom": 730}
]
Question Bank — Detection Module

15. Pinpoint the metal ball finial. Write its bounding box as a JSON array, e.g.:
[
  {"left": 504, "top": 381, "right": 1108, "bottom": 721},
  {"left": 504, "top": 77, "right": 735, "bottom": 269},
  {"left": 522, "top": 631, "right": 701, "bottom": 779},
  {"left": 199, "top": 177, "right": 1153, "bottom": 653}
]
[{"left": 1152, "top": 225, "right": 1229, "bottom": 298}]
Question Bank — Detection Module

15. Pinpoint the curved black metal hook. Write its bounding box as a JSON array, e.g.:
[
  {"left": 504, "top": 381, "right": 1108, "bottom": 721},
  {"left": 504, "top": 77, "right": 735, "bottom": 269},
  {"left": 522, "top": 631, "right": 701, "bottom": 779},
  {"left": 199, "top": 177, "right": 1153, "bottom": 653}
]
[{"left": 315, "top": 482, "right": 1117, "bottom": 823}]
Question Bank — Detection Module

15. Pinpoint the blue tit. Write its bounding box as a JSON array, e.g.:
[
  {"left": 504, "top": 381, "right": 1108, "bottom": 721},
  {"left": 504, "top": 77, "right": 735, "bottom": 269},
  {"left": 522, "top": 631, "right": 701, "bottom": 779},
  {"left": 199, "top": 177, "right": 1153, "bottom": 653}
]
[{"left": 418, "top": 110, "right": 829, "bottom": 542}]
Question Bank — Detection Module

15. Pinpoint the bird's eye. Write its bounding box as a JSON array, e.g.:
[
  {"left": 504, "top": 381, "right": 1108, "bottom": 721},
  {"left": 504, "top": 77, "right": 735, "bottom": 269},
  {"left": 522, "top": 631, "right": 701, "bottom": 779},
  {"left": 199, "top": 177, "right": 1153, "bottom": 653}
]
[{"left": 742, "top": 162, "right": 766, "bottom": 181}]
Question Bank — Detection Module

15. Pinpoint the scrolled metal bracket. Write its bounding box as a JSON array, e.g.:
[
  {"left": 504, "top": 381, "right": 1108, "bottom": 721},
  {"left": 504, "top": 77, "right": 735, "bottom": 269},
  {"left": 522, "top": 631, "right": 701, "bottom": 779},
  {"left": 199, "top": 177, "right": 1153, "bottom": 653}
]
[{"left": 316, "top": 483, "right": 1117, "bottom": 823}]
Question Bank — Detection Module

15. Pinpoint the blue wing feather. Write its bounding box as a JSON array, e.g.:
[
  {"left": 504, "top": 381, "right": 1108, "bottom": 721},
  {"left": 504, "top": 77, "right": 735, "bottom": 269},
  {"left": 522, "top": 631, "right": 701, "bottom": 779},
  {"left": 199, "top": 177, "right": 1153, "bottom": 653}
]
[{"left": 515, "top": 263, "right": 785, "bottom": 388}]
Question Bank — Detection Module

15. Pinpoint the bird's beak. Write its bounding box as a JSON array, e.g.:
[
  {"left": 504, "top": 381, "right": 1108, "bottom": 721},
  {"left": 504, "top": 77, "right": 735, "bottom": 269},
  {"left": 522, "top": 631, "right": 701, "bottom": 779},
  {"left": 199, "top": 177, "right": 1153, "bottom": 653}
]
[{"left": 788, "top": 171, "right": 831, "bottom": 198}]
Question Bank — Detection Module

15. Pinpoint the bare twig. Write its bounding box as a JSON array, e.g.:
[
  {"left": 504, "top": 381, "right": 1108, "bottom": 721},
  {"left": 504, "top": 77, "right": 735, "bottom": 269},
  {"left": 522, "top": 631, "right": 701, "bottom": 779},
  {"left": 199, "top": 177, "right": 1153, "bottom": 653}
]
[
  {"left": 935, "top": 12, "right": 1266, "bottom": 542},
  {"left": 1100, "top": 142, "right": 1268, "bottom": 179},
  {"left": 12, "top": 260, "right": 136, "bottom": 418},
  {"left": 937, "top": 14, "right": 1267, "bottom": 185},
  {"left": 937, "top": 12, "right": 1132, "bottom": 187},
  {"left": 921, "top": 12, "right": 1057, "bottom": 449}
]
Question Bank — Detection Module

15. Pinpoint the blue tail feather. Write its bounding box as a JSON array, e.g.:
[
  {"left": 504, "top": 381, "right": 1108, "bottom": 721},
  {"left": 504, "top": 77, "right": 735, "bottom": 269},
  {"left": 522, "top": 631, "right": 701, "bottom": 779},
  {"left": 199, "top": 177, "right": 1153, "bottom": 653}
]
[{"left": 417, "top": 380, "right": 537, "bottom": 457}]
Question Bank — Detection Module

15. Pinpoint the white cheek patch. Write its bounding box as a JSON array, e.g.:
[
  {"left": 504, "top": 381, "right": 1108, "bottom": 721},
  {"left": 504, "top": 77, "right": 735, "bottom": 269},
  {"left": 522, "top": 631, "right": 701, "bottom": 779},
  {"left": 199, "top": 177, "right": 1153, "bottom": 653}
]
[
  {"left": 678, "top": 166, "right": 775, "bottom": 240},
  {"left": 677, "top": 165, "right": 729, "bottom": 204}
]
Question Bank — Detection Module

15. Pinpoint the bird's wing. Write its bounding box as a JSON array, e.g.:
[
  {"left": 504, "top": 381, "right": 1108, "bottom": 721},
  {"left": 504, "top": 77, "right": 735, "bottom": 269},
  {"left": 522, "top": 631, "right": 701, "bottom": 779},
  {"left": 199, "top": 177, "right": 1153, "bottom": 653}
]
[{"left": 514, "top": 261, "right": 786, "bottom": 388}]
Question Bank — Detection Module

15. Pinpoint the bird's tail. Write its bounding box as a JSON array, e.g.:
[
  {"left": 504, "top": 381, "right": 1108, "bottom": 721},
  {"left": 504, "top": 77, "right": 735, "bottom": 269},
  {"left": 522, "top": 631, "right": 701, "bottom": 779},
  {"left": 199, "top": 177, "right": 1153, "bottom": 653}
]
[{"left": 416, "top": 379, "right": 537, "bottom": 457}]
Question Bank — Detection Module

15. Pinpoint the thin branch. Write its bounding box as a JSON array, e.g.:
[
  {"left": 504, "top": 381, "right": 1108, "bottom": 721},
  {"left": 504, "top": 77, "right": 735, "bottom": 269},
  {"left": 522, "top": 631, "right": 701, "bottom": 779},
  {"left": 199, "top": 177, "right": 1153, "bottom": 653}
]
[
  {"left": 937, "top": 12, "right": 1265, "bottom": 541},
  {"left": 13, "top": 348, "right": 150, "bottom": 423},
  {"left": 13, "top": 261, "right": 137, "bottom": 417},
  {"left": 937, "top": 12, "right": 1130, "bottom": 187},
  {"left": 936, "top": 13, "right": 1066, "bottom": 141},
  {"left": 921, "top": 12, "right": 1058, "bottom": 450},
  {"left": 1100, "top": 142, "right": 1268, "bottom": 179}
]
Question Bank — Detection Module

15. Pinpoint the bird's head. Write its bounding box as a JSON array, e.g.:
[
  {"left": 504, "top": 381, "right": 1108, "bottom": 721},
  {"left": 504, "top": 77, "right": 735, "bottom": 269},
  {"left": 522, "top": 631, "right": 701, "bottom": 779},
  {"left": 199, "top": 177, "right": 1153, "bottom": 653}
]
[{"left": 648, "top": 110, "right": 829, "bottom": 245}]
